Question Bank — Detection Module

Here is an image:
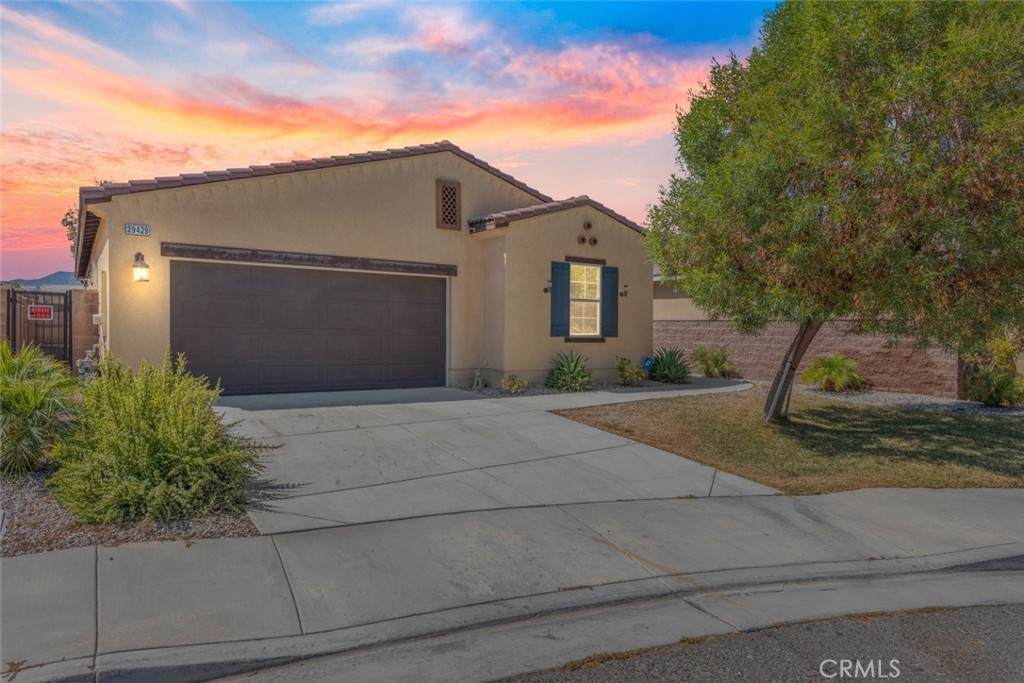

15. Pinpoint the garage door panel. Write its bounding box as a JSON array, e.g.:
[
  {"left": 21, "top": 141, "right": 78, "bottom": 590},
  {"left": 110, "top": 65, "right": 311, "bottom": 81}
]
[
  {"left": 181, "top": 297, "right": 256, "bottom": 326},
  {"left": 174, "top": 261, "right": 252, "bottom": 291},
  {"left": 327, "top": 365, "right": 386, "bottom": 385},
  {"left": 171, "top": 261, "right": 446, "bottom": 394},
  {"left": 389, "top": 276, "right": 445, "bottom": 301},
  {"left": 389, "top": 363, "right": 445, "bottom": 384},
  {"left": 258, "top": 364, "right": 322, "bottom": 389},
  {"left": 257, "top": 333, "right": 324, "bottom": 359},
  {"left": 249, "top": 268, "right": 326, "bottom": 296},
  {"left": 390, "top": 333, "right": 444, "bottom": 358},
  {"left": 390, "top": 302, "right": 444, "bottom": 331},
  {"left": 199, "top": 365, "right": 253, "bottom": 391},
  {"left": 327, "top": 301, "right": 386, "bottom": 329},
  {"left": 176, "top": 330, "right": 253, "bottom": 361},
  {"left": 325, "top": 272, "right": 386, "bottom": 300},
  {"left": 257, "top": 298, "right": 332, "bottom": 329},
  {"left": 326, "top": 333, "right": 385, "bottom": 360}
]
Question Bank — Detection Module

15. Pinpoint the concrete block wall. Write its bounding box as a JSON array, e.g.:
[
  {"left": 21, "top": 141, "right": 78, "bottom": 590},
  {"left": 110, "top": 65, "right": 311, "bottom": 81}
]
[{"left": 654, "top": 320, "right": 963, "bottom": 398}]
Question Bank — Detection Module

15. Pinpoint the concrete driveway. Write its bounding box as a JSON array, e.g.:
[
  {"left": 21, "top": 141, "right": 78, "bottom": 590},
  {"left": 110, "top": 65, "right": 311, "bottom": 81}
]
[{"left": 218, "top": 383, "right": 776, "bottom": 534}]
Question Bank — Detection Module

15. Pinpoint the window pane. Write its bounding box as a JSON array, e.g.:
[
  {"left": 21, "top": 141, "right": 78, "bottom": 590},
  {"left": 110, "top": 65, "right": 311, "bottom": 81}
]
[
  {"left": 570, "top": 264, "right": 601, "bottom": 301},
  {"left": 570, "top": 301, "right": 599, "bottom": 336}
]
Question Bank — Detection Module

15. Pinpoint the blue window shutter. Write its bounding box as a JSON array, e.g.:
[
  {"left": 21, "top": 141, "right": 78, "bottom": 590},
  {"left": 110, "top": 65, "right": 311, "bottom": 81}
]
[
  {"left": 550, "top": 262, "right": 570, "bottom": 336},
  {"left": 601, "top": 266, "right": 619, "bottom": 338}
]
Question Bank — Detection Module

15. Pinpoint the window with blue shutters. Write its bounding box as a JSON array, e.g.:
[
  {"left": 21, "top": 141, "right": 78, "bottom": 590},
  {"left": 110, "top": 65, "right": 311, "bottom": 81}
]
[{"left": 550, "top": 261, "right": 618, "bottom": 339}]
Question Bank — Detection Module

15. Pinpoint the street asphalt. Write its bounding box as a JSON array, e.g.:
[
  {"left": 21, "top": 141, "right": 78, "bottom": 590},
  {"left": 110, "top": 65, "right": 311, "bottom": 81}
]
[
  {"left": 496, "top": 604, "right": 1024, "bottom": 683},
  {"left": 2, "top": 382, "right": 1022, "bottom": 683}
]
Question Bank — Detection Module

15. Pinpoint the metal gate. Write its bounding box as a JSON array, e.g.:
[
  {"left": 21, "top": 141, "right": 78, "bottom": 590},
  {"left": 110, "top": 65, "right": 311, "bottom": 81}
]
[{"left": 6, "top": 289, "right": 72, "bottom": 365}]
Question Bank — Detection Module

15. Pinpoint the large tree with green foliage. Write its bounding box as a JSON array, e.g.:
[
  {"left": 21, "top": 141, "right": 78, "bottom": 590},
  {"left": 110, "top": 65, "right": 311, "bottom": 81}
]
[{"left": 647, "top": 1, "right": 1024, "bottom": 421}]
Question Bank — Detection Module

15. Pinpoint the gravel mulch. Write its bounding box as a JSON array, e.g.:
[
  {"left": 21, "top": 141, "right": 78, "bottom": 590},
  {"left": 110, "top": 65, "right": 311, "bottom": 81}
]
[
  {"left": 469, "top": 379, "right": 671, "bottom": 399},
  {"left": 788, "top": 383, "right": 1024, "bottom": 416},
  {"left": 0, "top": 467, "right": 259, "bottom": 558}
]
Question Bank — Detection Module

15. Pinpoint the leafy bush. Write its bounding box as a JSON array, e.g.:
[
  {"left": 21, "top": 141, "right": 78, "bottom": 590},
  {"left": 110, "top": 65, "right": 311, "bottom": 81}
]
[
  {"left": 967, "top": 366, "right": 1024, "bottom": 407},
  {"left": 650, "top": 348, "right": 691, "bottom": 384},
  {"left": 48, "top": 352, "right": 266, "bottom": 523},
  {"left": 692, "top": 347, "right": 738, "bottom": 378},
  {"left": 986, "top": 336, "right": 1018, "bottom": 373},
  {"left": 0, "top": 341, "right": 80, "bottom": 475},
  {"left": 615, "top": 356, "right": 646, "bottom": 386},
  {"left": 545, "top": 350, "right": 594, "bottom": 392},
  {"left": 499, "top": 374, "right": 529, "bottom": 395},
  {"left": 801, "top": 354, "right": 865, "bottom": 392}
]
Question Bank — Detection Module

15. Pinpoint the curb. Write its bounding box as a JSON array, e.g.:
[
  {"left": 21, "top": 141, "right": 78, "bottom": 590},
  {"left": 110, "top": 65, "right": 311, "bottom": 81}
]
[{"left": 15, "top": 541, "right": 1024, "bottom": 683}]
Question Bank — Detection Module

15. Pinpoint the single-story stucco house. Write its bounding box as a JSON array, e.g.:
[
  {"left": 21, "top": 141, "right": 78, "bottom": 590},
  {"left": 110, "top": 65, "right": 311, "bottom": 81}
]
[{"left": 74, "top": 141, "right": 652, "bottom": 395}]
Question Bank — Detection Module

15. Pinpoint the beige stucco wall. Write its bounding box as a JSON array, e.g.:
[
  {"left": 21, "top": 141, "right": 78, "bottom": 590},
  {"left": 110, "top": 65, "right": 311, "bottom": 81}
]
[
  {"left": 85, "top": 151, "right": 651, "bottom": 388},
  {"left": 498, "top": 206, "right": 653, "bottom": 384},
  {"left": 653, "top": 281, "right": 709, "bottom": 321}
]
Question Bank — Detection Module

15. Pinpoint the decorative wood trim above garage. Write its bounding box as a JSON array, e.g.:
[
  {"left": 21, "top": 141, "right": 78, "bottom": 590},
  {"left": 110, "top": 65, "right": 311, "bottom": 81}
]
[{"left": 160, "top": 242, "right": 458, "bottom": 277}]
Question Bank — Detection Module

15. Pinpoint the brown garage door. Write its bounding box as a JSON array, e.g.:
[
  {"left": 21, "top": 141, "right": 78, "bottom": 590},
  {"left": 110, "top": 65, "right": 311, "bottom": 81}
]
[{"left": 170, "top": 261, "right": 446, "bottom": 395}]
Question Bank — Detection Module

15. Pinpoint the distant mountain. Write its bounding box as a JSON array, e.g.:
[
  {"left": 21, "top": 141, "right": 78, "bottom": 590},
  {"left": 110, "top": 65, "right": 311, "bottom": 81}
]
[{"left": 5, "top": 271, "right": 82, "bottom": 289}]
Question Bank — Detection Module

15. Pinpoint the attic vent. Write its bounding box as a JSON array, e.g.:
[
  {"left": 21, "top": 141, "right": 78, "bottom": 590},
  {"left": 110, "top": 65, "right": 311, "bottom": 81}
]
[{"left": 436, "top": 179, "right": 461, "bottom": 230}]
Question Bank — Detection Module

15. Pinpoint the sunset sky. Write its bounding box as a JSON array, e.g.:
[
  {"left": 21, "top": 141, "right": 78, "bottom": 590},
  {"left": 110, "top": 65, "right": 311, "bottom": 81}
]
[{"left": 0, "top": 1, "right": 773, "bottom": 280}]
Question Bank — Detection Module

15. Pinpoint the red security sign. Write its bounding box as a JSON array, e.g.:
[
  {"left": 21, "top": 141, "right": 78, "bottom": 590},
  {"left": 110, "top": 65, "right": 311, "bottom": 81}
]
[{"left": 27, "top": 305, "right": 53, "bottom": 321}]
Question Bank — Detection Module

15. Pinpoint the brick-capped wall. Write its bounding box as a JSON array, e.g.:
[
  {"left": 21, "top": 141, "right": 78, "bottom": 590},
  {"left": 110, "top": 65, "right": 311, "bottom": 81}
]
[{"left": 654, "top": 320, "right": 963, "bottom": 398}]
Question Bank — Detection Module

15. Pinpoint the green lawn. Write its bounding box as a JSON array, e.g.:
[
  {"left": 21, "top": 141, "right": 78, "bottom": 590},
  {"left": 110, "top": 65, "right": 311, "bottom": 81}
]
[{"left": 556, "top": 386, "right": 1023, "bottom": 495}]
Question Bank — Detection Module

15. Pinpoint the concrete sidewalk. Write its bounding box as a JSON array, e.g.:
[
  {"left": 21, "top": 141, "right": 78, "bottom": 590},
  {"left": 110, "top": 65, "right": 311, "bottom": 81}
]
[{"left": 2, "top": 383, "right": 1022, "bottom": 683}]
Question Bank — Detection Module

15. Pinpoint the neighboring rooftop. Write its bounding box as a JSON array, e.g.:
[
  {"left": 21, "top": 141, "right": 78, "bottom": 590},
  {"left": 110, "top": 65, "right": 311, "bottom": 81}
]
[{"left": 468, "top": 196, "right": 644, "bottom": 234}]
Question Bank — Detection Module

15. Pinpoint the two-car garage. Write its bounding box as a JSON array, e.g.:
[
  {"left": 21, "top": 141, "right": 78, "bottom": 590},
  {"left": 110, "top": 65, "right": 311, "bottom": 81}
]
[{"left": 169, "top": 261, "right": 446, "bottom": 395}]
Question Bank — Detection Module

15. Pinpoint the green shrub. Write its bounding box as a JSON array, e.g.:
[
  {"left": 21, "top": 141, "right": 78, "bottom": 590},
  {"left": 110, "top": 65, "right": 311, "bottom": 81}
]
[
  {"left": 692, "top": 347, "right": 738, "bottom": 378},
  {"left": 650, "top": 348, "right": 691, "bottom": 384},
  {"left": 615, "top": 356, "right": 646, "bottom": 386},
  {"left": 986, "top": 335, "right": 1018, "bottom": 373},
  {"left": 0, "top": 341, "right": 80, "bottom": 475},
  {"left": 500, "top": 374, "right": 529, "bottom": 395},
  {"left": 545, "top": 350, "right": 594, "bottom": 392},
  {"left": 801, "top": 354, "right": 865, "bottom": 392},
  {"left": 967, "top": 366, "right": 1024, "bottom": 407},
  {"left": 48, "top": 351, "right": 266, "bottom": 523}
]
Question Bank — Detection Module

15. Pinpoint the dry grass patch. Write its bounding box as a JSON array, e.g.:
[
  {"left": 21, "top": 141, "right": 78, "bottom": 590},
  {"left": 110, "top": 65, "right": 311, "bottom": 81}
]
[{"left": 555, "top": 387, "right": 1023, "bottom": 495}]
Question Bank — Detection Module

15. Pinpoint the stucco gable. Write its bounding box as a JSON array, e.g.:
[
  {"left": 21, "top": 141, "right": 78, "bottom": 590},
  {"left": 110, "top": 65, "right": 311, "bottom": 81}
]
[{"left": 467, "top": 195, "right": 644, "bottom": 235}]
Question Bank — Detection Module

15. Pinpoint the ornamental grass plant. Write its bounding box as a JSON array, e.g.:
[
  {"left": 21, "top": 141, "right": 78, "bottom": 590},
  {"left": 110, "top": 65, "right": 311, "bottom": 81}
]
[{"left": 48, "top": 351, "right": 266, "bottom": 523}]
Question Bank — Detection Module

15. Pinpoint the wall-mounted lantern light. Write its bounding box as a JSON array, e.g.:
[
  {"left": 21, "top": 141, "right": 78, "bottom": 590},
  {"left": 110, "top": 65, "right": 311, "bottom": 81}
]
[
  {"left": 619, "top": 284, "right": 630, "bottom": 298},
  {"left": 133, "top": 252, "right": 150, "bottom": 282},
  {"left": 543, "top": 279, "right": 552, "bottom": 294}
]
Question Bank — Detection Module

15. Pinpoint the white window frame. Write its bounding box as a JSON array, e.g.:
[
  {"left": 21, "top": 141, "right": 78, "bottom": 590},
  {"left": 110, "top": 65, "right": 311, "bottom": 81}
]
[{"left": 568, "top": 263, "right": 601, "bottom": 337}]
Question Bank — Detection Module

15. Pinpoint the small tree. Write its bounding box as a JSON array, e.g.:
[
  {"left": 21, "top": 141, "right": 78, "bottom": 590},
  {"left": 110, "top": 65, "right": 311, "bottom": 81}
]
[
  {"left": 647, "top": 1, "right": 1024, "bottom": 422},
  {"left": 62, "top": 208, "right": 77, "bottom": 257},
  {"left": 64, "top": 180, "right": 111, "bottom": 257}
]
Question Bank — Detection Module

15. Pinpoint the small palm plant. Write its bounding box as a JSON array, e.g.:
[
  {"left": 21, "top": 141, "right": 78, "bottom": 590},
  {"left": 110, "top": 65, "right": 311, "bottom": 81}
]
[
  {"left": 650, "top": 348, "right": 691, "bottom": 384},
  {"left": 545, "top": 351, "right": 594, "bottom": 392},
  {"left": 801, "top": 354, "right": 865, "bottom": 392},
  {"left": 0, "top": 341, "right": 80, "bottom": 475},
  {"left": 692, "top": 347, "right": 738, "bottom": 378}
]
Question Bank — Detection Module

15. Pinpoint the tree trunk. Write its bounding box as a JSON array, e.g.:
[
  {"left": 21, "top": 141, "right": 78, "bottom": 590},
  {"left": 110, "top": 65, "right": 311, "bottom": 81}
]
[{"left": 763, "top": 320, "right": 823, "bottom": 423}]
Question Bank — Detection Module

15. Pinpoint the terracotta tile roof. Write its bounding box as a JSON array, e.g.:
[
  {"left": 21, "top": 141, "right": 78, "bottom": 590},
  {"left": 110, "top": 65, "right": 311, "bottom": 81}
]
[
  {"left": 468, "top": 196, "right": 644, "bottom": 234},
  {"left": 77, "top": 141, "right": 551, "bottom": 205},
  {"left": 75, "top": 141, "right": 553, "bottom": 277}
]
